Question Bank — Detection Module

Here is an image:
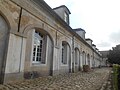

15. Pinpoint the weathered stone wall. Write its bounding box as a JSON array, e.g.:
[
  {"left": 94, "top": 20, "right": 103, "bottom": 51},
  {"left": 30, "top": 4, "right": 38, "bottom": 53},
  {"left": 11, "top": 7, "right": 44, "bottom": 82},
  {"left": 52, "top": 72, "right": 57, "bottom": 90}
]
[{"left": 0, "top": 15, "right": 9, "bottom": 83}]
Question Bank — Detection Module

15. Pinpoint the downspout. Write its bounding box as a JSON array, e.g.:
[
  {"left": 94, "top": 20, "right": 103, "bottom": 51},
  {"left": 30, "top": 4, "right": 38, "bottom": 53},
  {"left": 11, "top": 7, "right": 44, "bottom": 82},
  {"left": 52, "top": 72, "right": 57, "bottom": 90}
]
[
  {"left": 19, "top": 37, "right": 23, "bottom": 72},
  {"left": 72, "top": 36, "right": 75, "bottom": 73},
  {"left": 93, "top": 52, "right": 95, "bottom": 68},
  {"left": 18, "top": 7, "right": 23, "bottom": 72},
  {"left": 18, "top": 7, "right": 22, "bottom": 32}
]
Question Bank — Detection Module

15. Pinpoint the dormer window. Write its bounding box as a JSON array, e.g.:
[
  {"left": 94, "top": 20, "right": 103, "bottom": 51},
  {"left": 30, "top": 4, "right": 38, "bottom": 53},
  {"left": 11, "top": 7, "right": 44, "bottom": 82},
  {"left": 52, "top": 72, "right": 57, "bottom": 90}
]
[
  {"left": 53, "top": 5, "right": 71, "bottom": 25},
  {"left": 64, "top": 12, "right": 68, "bottom": 22}
]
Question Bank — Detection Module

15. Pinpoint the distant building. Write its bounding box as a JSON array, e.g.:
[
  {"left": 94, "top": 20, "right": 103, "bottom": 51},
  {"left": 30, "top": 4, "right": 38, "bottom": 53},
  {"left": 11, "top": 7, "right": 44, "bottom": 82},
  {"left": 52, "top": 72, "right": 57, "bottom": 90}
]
[
  {"left": 100, "top": 51, "right": 109, "bottom": 66},
  {"left": 112, "top": 44, "right": 120, "bottom": 50}
]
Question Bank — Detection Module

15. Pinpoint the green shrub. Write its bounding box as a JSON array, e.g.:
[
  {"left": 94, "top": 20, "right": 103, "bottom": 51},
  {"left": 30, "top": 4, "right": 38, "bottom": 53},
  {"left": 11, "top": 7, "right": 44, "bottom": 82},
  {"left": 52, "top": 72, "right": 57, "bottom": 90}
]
[{"left": 113, "top": 64, "right": 120, "bottom": 90}]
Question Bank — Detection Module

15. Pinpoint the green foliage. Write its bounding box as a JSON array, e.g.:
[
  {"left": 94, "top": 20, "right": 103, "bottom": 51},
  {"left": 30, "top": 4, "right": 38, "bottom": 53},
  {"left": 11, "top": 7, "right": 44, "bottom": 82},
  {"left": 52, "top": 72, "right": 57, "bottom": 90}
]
[
  {"left": 113, "top": 64, "right": 120, "bottom": 90},
  {"left": 108, "top": 49, "right": 120, "bottom": 64}
]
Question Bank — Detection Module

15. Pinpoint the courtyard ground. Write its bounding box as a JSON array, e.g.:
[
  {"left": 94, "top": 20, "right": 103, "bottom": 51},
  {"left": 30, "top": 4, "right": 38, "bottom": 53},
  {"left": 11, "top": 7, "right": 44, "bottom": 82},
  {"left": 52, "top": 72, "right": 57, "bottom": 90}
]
[{"left": 0, "top": 68, "right": 111, "bottom": 90}]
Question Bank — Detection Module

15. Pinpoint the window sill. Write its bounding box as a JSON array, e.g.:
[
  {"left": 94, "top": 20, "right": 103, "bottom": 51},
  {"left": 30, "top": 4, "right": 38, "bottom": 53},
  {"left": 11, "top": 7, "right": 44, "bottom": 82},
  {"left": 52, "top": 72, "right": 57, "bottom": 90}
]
[
  {"left": 32, "top": 62, "right": 46, "bottom": 66},
  {"left": 61, "top": 63, "right": 68, "bottom": 66}
]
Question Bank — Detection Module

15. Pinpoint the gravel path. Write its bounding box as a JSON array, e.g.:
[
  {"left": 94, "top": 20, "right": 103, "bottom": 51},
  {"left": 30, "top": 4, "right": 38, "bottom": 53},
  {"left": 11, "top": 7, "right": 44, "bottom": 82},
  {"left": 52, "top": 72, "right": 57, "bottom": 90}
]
[{"left": 0, "top": 68, "right": 111, "bottom": 90}]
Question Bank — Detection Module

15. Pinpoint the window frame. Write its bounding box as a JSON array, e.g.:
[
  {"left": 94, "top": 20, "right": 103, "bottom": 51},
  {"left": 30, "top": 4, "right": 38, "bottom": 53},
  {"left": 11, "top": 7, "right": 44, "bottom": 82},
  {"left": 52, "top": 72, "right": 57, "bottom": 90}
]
[
  {"left": 75, "top": 48, "right": 79, "bottom": 65},
  {"left": 64, "top": 12, "right": 68, "bottom": 23},
  {"left": 61, "top": 42, "right": 68, "bottom": 65},
  {"left": 32, "top": 31, "right": 44, "bottom": 64}
]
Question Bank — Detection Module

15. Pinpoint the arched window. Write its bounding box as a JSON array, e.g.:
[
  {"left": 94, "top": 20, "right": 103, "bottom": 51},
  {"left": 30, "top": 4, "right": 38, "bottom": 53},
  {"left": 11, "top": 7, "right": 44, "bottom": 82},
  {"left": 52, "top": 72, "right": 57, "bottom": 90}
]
[
  {"left": 32, "top": 31, "right": 44, "bottom": 63},
  {"left": 82, "top": 51, "right": 86, "bottom": 65},
  {"left": 75, "top": 48, "right": 79, "bottom": 65},
  {"left": 87, "top": 54, "right": 90, "bottom": 66},
  {"left": 62, "top": 41, "right": 70, "bottom": 64},
  {"left": 25, "top": 28, "right": 54, "bottom": 77},
  {"left": 62, "top": 42, "right": 67, "bottom": 64}
]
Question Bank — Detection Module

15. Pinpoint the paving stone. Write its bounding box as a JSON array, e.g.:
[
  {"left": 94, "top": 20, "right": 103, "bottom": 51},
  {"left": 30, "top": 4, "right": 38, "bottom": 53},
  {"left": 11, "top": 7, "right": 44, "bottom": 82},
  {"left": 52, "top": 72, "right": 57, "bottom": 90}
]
[{"left": 0, "top": 68, "right": 112, "bottom": 90}]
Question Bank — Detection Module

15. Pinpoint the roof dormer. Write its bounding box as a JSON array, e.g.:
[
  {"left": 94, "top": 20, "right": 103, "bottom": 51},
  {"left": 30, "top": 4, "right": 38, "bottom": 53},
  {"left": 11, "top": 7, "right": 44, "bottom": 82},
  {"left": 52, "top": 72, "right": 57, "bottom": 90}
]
[
  {"left": 53, "top": 5, "right": 71, "bottom": 25},
  {"left": 85, "top": 38, "right": 93, "bottom": 46},
  {"left": 74, "top": 28, "right": 86, "bottom": 40}
]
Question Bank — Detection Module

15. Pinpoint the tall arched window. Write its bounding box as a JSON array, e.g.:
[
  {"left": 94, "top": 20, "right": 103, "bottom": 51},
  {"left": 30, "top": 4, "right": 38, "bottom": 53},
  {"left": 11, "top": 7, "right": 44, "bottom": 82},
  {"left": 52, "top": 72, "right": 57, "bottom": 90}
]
[
  {"left": 62, "top": 41, "right": 70, "bottom": 64},
  {"left": 82, "top": 51, "right": 86, "bottom": 65},
  {"left": 25, "top": 28, "right": 54, "bottom": 77},
  {"left": 75, "top": 48, "right": 79, "bottom": 65},
  {"left": 62, "top": 42, "right": 67, "bottom": 64},
  {"left": 32, "top": 31, "right": 44, "bottom": 63},
  {"left": 87, "top": 54, "right": 90, "bottom": 66}
]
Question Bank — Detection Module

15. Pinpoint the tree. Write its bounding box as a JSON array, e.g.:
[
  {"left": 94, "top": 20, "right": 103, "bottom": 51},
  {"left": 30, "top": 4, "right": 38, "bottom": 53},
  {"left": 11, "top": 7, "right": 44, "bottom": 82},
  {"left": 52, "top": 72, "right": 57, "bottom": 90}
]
[{"left": 108, "top": 49, "right": 120, "bottom": 65}]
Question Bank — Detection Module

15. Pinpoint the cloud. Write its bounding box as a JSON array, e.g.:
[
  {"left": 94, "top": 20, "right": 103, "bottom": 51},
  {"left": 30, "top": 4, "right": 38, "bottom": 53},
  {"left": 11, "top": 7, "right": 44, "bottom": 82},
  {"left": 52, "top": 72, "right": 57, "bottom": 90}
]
[
  {"left": 96, "top": 41, "right": 112, "bottom": 50},
  {"left": 44, "top": 0, "right": 120, "bottom": 51},
  {"left": 97, "top": 41, "right": 111, "bottom": 47},
  {"left": 44, "top": 0, "right": 72, "bottom": 8},
  {"left": 109, "top": 31, "right": 120, "bottom": 43}
]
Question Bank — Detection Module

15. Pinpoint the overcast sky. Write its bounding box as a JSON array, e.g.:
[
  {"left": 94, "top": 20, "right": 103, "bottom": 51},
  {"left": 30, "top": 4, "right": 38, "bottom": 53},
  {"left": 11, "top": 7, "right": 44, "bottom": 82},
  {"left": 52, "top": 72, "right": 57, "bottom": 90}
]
[{"left": 44, "top": 0, "right": 120, "bottom": 51}]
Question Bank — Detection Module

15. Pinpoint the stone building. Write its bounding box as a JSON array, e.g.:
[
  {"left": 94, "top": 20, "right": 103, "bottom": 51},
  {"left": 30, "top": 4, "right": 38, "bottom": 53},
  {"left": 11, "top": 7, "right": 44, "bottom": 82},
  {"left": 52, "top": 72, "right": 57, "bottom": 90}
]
[
  {"left": 100, "top": 51, "right": 109, "bottom": 67},
  {"left": 0, "top": 0, "right": 102, "bottom": 84},
  {"left": 112, "top": 44, "right": 120, "bottom": 50}
]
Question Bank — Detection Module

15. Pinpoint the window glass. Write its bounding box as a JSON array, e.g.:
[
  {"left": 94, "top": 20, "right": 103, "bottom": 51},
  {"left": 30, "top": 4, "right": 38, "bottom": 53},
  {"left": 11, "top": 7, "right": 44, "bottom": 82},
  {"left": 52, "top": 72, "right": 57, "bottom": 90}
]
[
  {"left": 62, "top": 42, "right": 68, "bottom": 64},
  {"left": 32, "top": 31, "right": 43, "bottom": 63},
  {"left": 64, "top": 12, "right": 68, "bottom": 23}
]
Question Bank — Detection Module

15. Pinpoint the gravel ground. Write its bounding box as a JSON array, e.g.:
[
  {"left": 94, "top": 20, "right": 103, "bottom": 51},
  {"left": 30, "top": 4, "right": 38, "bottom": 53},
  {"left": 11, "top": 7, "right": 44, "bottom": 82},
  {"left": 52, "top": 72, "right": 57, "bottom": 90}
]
[{"left": 0, "top": 68, "right": 111, "bottom": 90}]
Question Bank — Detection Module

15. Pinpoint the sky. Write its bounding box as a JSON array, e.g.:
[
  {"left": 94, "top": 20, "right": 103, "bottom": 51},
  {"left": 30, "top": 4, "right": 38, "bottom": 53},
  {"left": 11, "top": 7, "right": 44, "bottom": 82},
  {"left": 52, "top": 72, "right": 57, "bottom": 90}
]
[{"left": 44, "top": 0, "right": 120, "bottom": 51}]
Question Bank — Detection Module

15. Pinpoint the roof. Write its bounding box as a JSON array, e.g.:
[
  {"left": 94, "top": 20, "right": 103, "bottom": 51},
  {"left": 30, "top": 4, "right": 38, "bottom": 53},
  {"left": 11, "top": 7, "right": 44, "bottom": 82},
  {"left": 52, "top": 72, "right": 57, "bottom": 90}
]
[
  {"left": 53, "top": 5, "right": 71, "bottom": 14},
  {"left": 92, "top": 44, "right": 96, "bottom": 47},
  {"left": 86, "top": 38, "right": 93, "bottom": 42},
  {"left": 74, "top": 28, "right": 86, "bottom": 33}
]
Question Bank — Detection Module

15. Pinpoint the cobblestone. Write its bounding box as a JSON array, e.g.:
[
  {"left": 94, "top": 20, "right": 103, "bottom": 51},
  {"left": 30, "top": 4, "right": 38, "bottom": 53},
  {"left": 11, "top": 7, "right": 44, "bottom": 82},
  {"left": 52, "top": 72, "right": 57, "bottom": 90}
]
[
  {"left": 100, "top": 70, "right": 113, "bottom": 90},
  {"left": 0, "top": 68, "right": 111, "bottom": 90}
]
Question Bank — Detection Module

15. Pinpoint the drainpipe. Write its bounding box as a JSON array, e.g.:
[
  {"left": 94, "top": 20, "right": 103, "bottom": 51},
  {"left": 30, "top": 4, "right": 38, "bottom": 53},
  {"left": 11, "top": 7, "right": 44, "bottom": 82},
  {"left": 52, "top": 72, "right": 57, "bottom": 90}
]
[
  {"left": 18, "top": 7, "right": 22, "bottom": 32},
  {"left": 72, "top": 36, "right": 75, "bottom": 73},
  {"left": 18, "top": 7, "right": 23, "bottom": 72}
]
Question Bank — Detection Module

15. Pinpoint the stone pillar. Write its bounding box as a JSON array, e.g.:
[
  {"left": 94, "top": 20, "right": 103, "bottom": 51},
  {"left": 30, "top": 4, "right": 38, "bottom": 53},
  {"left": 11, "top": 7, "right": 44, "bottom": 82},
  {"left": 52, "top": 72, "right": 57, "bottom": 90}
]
[
  {"left": 52, "top": 46, "right": 59, "bottom": 75},
  {"left": 85, "top": 54, "right": 86, "bottom": 65},
  {"left": 90, "top": 57, "right": 92, "bottom": 68},
  {"left": 86, "top": 56, "right": 88, "bottom": 65},
  {"left": 80, "top": 54, "right": 83, "bottom": 70},
  {"left": 72, "top": 50, "right": 75, "bottom": 73},
  {"left": 4, "top": 33, "right": 26, "bottom": 83},
  {"left": 69, "top": 47, "right": 72, "bottom": 73}
]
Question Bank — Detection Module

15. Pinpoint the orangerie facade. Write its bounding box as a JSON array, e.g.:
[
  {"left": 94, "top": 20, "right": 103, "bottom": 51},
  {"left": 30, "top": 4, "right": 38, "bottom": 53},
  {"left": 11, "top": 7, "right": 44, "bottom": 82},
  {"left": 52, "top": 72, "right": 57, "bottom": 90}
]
[{"left": 0, "top": 0, "right": 102, "bottom": 83}]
